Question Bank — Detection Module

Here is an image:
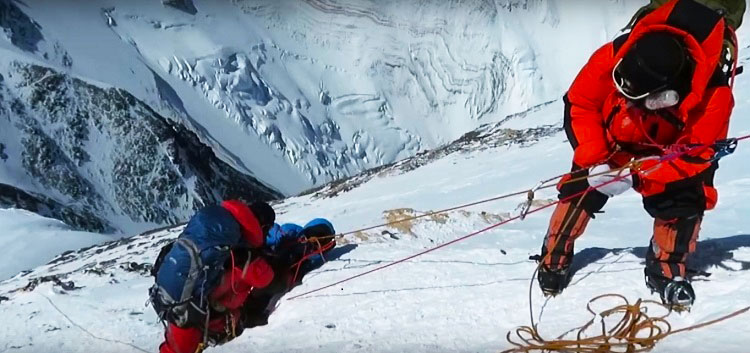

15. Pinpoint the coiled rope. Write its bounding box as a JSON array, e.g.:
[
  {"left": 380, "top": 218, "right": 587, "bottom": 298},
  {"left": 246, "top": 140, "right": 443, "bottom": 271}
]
[{"left": 502, "top": 294, "right": 750, "bottom": 353}]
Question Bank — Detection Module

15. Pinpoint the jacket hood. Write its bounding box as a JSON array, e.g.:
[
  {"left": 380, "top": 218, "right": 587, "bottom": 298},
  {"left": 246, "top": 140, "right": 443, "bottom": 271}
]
[
  {"left": 221, "top": 200, "right": 264, "bottom": 248},
  {"left": 613, "top": 0, "right": 725, "bottom": 118}
]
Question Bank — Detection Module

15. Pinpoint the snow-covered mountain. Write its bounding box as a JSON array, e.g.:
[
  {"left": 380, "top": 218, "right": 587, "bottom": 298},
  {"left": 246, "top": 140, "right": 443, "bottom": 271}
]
[
  {"left": 0, "top": 0, "right": 642, "bottom": 236},
  {"left": 1, "top": 85, "right": 749, "bottom": 351},
  {"left": 0, "top": 60, "right": 281, "bottom": 233},
  {"left": 1, "top": 1, "right": 750, "bottom": 352}
]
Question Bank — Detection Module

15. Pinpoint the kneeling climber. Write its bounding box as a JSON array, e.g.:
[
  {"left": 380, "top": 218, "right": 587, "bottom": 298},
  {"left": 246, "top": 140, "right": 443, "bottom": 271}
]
[{"left": 149, "top": 200, "right": 276, "bottom": 353}]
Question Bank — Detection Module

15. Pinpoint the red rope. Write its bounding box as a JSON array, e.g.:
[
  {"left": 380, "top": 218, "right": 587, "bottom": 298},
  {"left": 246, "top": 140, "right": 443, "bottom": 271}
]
[
  {"left": 287, "top": 134, "right": 750, "bottom": 301},
  {"left": 290, "top": 240, "right": 336, "bottom": 286}
]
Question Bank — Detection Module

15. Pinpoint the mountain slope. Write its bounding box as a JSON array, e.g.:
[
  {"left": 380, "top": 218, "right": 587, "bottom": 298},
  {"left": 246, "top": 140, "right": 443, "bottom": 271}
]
[
  {"left": 0, "top": 0, "right": 642, "bottom": 235},
  {"left": 0, "top": 59, "right": 281, "bottom": 234},
  {"left": 1, "top": 79, "right": 749, "bottom": 351}
]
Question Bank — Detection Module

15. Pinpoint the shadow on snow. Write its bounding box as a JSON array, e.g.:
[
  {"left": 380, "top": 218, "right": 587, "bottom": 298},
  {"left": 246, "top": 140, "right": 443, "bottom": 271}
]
[{"left": 570, "top": 234, "right": 750, "bottom": 278}]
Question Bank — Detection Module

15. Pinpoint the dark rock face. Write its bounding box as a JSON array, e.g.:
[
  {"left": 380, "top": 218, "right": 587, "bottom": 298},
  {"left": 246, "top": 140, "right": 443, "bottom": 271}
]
[
  {"left": 0, "top": 183, "right": 111, "bottom": 232},
  {"left": 0, "top": 63, "right": 281, "bottom": 233},
  {"left": 161, "top": 0, "right": 198, "bottom": 15},
  {"left": 0, "top": 1, "right": 44, "bottom": 52}
]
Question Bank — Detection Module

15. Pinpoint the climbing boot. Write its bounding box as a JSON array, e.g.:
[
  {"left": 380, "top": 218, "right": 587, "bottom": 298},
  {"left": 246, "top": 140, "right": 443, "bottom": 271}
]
[
  {"left": 645, "top": 268, "right": 695, "bottom": 310},
  {"left": 644, "top": 216, "right": 702, "bottom": 309},
  {"left": 537, "top": 263, "right": 572, "bottom": 297}
]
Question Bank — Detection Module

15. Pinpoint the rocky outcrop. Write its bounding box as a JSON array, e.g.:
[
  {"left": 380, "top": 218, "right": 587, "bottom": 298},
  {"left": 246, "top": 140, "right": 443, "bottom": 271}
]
[
  {"left": 0, "top": 182, "right": 110, "bottom": 232},
  {"left": 0, "top": 63, "right": 281, "bottom": 233}
]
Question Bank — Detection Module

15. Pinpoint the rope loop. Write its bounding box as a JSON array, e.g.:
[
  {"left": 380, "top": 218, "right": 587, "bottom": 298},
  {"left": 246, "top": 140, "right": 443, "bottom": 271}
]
[{"left": 503, "top": 294, "right": 749, "bottom": 353}]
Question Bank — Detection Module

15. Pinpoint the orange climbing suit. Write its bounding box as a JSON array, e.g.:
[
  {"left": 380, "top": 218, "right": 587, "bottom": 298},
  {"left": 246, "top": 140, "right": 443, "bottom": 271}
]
[{"left": 543, "top": 0, "right": 734, "bottom": 279}]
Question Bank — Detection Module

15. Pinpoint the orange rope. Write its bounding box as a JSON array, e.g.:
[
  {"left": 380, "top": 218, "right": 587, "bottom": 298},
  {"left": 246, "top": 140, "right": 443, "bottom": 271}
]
[
  {"left": 502, "top": 294, "right": 750, "bottom": 353},
  {"left": 290, "top": 237, "right": 336, "bottom": 286}
]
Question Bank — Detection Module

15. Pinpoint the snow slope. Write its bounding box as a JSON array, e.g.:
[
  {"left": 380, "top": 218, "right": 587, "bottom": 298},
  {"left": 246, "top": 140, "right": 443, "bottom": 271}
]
[
  {"left": 0, "top": 0, "right": 644, "bottom": 277},
  {"left": 1, "top": 68, "right": 749, "bottom": 352},
  {"left": 0, "top": 209, "right": 114, "bottom": 281},
  {"left": 0, "top": 0, "right": 642, "bottom": 198}
]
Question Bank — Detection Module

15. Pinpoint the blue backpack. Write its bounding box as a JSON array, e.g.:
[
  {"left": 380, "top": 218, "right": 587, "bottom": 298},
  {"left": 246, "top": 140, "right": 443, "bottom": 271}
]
[
  {"left": 266, "top": 223, "right": 304, "bottom": 250},
  {"left": 265, "top": 218, "right": 336, "bottom": 273},
  {"left": 149, "top": 206, "right": 245, "bottom": 327}
]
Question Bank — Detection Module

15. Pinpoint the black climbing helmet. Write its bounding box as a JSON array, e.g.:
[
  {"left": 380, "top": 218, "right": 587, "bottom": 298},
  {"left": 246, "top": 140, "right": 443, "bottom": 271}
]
[
  {"left": 249, "top": 201, "right": 276, "bottom": 234},
  {"left": 613, "top": 31, "right": 694, "bottom": 100}
]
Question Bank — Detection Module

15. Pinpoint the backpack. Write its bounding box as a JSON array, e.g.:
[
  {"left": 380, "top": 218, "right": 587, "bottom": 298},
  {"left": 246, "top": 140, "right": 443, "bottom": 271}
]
[
  {"left": 262, "top": 218, "right": 336, "bottom": 288},
  {"left": 625, "top": 0, "right": 744, "bottom": 84},
  {"left": 148, "top": 205, "right": 245, "bottom": 327},
  {"left": 629, "top": 0, "right": 745, "bottom": 29}
]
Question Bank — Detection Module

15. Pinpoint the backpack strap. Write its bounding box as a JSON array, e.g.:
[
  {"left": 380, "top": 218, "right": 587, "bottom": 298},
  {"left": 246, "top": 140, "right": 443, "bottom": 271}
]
[
  {"left": 151, "top": 241, "right": 175, "bottom": 277},
  {"left": 175, "top": 238, "right": 204, "bottom": 303},
  {"left": 665, "top": 0, "right": 724, "bottom": 43}
]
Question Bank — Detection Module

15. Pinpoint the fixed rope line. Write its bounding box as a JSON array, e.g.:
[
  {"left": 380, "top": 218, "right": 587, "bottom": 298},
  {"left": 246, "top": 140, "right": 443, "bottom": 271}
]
[
  {"left": 303, "top": 162, "right": 640, "bottom": 244},
  {"left": 288, "top": 161, "right": 644, "bottom": 300},
  {"left": 289, "top": 133, "right": 749, "bottom": 301}
]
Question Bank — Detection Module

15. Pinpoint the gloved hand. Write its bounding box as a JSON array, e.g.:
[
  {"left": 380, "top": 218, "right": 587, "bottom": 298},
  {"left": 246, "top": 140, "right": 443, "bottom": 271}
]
[{"left": 587, "top": 164, "right": 633, "bottom": 197}]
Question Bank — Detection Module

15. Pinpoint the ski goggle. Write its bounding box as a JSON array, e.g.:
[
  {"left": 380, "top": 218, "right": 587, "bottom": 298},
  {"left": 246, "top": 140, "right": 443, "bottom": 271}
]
[{"left": 612, "top": 58, "right": 669, "bottom": 100}]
